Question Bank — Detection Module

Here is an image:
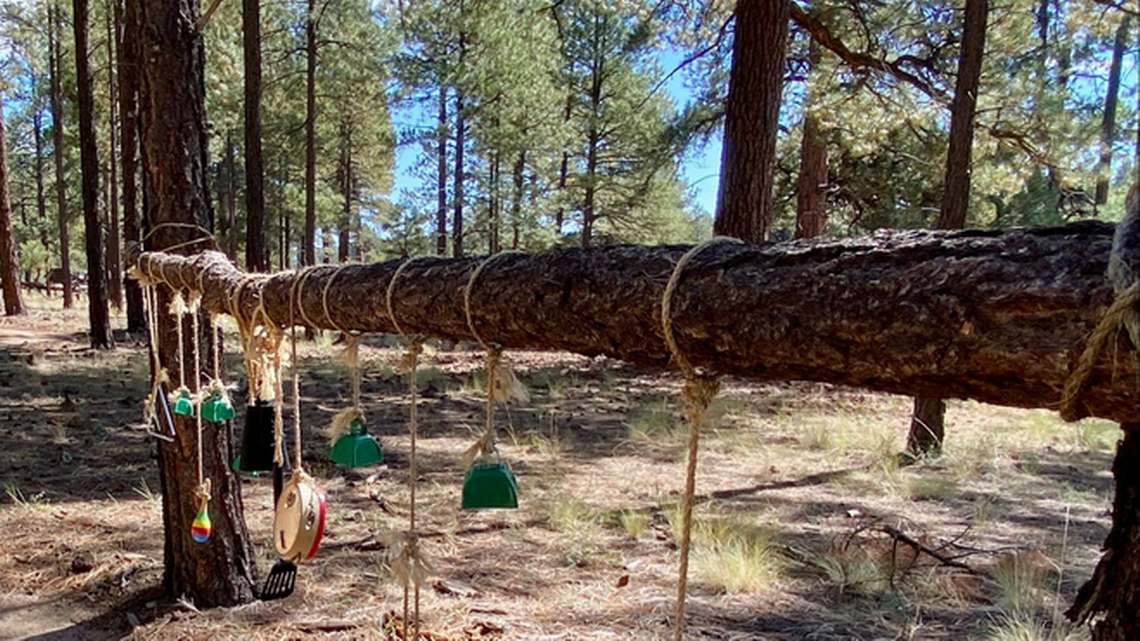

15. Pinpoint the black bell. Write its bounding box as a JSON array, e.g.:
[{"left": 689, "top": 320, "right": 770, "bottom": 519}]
[{"left": 238, "top": 401, "right": 276, "bottom": 473}]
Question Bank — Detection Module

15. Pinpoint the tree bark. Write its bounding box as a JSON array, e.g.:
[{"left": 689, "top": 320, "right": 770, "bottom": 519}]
[
  {"left": 453, "top": 85, "right": 465, "bottom": 258},
  {"left": 74, "top": 0, "right": 114, "bottom": 350},
  {"left": 714, "top": 0, "right": 789, "bottom": 244},
  {"left": 303, "top": 0, "right": 317, "bottom": 268},
  {"left": 243, "top": 0, "right": 268, "bottom": 271},
  {"left": 1094, "top": 18, "right": 1129, "bottom": 207},
  {"left": 436, "top": 85, "right": 448, "bottom": 256},
  {"left": 117, "top": 0, "right": 145, "bottom": 332},
  {"left": 49, "top": 3, "right": 74, "bottom": 309},
  {"left": 138, "top": 0, "right": 257, "bottom": 607},
  {"left": 512, "top": 149, "right": 525, "bottom": 249},
  {"left": 908, "top": 0, "right": 989, "bottom": 457},
  {"left": 338, "top": 122, "right": 351, "bottom": 263},
  {"left": 0, "top": 87, "right": 27, "bottom": 316},
  {"left": 34, "top": 106, "right": 49, "bottom": 251},
  {"left": 936, "top": 0, "right": 987, "bottom": 231},
  {"left": 105, "top": 3, "right": 122, "bottom": 311},
  {"left": 1067, "top": 423, "right": 1140, "bottom": 640},
  {"left": 795, "top": 41, "right": 827, "bottom": 240},
  {"left": 132, "top": 221, "right": 1136, "bottom": 423}
]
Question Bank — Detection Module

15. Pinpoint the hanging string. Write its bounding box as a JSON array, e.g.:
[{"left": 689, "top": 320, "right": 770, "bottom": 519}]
[
  {"left": 288, "top": 272, "right": 308, "bottom": 474},
  {"left": 461, "top": 252, "right": 529, "bottom": 468},
  {"left": 320, "top": 265, "right": 368, "bottom": 445},
  {"left": 660, "top": 237, "right": 740, "bottom": 641},
  {"left": 188, "top": 292, "right": 211, "bottom": 533},
  {"left": 387, "top": 256, "right": 431, "bottom": 641}
]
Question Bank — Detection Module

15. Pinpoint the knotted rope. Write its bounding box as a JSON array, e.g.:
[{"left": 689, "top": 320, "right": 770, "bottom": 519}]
[
  {"left": 1059, "top": 281, "right": 1139, "bottom": 421},
  {"left": 386, "top": 256, "right": 432, "bottom": 641},
  {"left": 461, "top": 252, "right": 529, "bottom": 467},
  {"left": 320, "top": 265, "right": 368, "bottom": 446},
  {"left": 661, "top": 237, "right": 740, "bottom": 641}
]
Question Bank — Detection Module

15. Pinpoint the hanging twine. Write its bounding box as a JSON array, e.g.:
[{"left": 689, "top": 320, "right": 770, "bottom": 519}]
[
  {"left": 661, "top": 237, "right": 740, "bottom": 641},
  {"left": 132, "top": 266, "right": 169, "bottom": 427},
  {"left": 461, "top": 252, "right": 529, "bottom": 468},
  {"left": 320, "top": 265, "right": 369, "bottom": 445},
  {"left": 287, "top": 271, "right": 312, "bottom": 475},
  {"left": 187, "top": 291, "right": 211, "bottom": 513},
  {"left": 1059, "top": 280, "right": 1139, "bottom": 421},
  {"left": 387, "top": 256, "right": 431, "bottom": 641},
  {"left": 226, "top": 272, "right": 285, "bottom": 462}
]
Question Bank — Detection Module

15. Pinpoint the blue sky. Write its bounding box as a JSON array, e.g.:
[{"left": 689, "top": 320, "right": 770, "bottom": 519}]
[{"left": 388, "top": 48, "right": 726, "bottom": 217}]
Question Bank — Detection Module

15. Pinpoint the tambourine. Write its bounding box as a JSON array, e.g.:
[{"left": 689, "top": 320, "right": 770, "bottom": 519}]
[{"left": 273, "top": 472, "right": 326, "bottom": 561}]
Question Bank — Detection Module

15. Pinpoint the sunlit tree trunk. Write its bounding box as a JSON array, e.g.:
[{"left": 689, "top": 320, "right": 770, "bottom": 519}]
[
  {"left": 908, "top": 0, "right": 989, "bottom": 457},
  {"left": 0, "top": 86, "right": 27, "bottom": 316},
  {"left": 49, "top": 3, "right": 73, "bottom": 309},
  {"left": 74, "top": 0, "right": 114, "bottom": 349},
  {"left": 243, "top": 0, "right": 267, "bottom": 271},
  {"left": 138, "top": 0, "right": 257, "bottom": 606},
  {"left": 116, "top": 0, "right": 145, "bottom": 331},
  {"left": 714, "top": 0, "right": 790, "bottom": 244}
]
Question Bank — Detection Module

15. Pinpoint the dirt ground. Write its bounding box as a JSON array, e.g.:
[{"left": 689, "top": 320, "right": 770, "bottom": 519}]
[{"left": 0, "top": 295, "right": 1121, "bottom": 640}]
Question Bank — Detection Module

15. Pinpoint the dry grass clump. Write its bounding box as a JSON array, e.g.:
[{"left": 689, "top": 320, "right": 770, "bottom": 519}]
[{"left": 988, "top": 550, "right": 1053, "bottom": 615}]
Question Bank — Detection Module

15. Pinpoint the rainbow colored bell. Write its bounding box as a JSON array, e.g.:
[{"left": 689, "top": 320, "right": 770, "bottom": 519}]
[
  {"left": 201, "top": 391, "right": 235, "bottom": 423},
  {"left": 172, "top": 387, "right": 195, "bottom": 417},
  {"left": 191, "top": 504, "right": 211, "bottom": 544}
]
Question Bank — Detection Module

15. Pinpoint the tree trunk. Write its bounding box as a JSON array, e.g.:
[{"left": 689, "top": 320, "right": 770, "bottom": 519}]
[
  {"left": 795, "top": 41, "right": 827, "bottom": 240},
  {"left": 1095, "top": 18, "right": 1129, "bottom": 207},
  {"left": 243, "top": 0, "right": 267, "bottom": 271},
  {"left": 909, "top": 0, "right": 989, "bottom": 456},
  {"left": 512, "top": 149, "right": 525, "bottom": 249},
  {"left": 714, "top": 0, "right": 789, "bottom": 244},
  {"left": 132, "top": 221, "right": 1136, "bottom": 424},
  {"left": 0, "top": 87, "right": 27, "bottom": 316},
  {"left": 226, "top": 134, "right": 237, "bottom": 259},
  {"left": 137, "top": 0, "right": 257, "bottom": 607},
  {"left": 453, "top": 86, "right": 465, "bottom": 258},
  {"left": 303, "top": 0, "right": 317, "bottom": 268},
  {"left": 116, "top": 0, "right": 145, "bottom": 332},
  {"left": 436, "top": 85, "right": 448, "bottom": 256},
  {"left": 338, "top": 123, "right": 351, "bottom": 263},
  {"left": 105, "top": 3, "right": 122, "bottom": 311},
  {"left": 1067, "top": 423, "right": 1140, "bottom": 640},
  {"left": 49, "top": 3, "right": 74, "bottom": 309},
  {"left": 489, "top": 152, "right": 500, "bottom": 254},
  {"left": 74, "top": 0, "right": 114, "bottom": 350},
  {"left": 34, "top": 107, "right": 50, "bottom": 251}
]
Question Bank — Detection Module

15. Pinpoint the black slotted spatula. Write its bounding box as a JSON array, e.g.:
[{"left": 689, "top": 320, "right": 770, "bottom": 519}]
[{"left": 260, "top": 461, "right": 297, "bottom": 600}]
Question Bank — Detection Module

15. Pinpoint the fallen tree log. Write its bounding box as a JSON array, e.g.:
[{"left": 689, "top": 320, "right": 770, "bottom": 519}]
[{"left": 132, "top": 220, "right": 1136, "bottom": 424}]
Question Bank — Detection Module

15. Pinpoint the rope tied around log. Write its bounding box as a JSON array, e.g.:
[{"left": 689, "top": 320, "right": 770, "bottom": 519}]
[
  {"left": 1060, "top": 281, "right": 1139, "bottom": 422},
  {"left": 661, "top": 237, "right": 740, "bottom": 641},
  {"left": 462, "top": 252, "right": 529, "bottom": 467}
]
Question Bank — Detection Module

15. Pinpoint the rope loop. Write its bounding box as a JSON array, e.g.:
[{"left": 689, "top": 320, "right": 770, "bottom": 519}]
[{"left": 660, "top": 237, "right": 738, "bottom": 641}]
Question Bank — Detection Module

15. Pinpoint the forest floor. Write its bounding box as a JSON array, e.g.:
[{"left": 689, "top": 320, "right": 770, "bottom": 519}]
[{"left": 0, "top": 294, "right": 1120, "bottom": 640}]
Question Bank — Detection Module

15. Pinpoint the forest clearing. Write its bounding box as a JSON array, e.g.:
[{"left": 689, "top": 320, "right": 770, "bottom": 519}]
[
  {"left": 1, "top": 0, "right": 1138, "bottom": 638},
  {"left": 0, "top": 298, "right": 1124, "bottom": 640}
]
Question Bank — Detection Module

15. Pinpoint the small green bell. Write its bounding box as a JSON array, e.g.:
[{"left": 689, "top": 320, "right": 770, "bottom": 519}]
[
  {"left": 461, "top": 460, "right": 519, "bottom": 509},
  {"left": 201, "top": 391, "right": 236, "bottom": 423},
  {"left": 329, "top": 419, "right": 383, "bottom": 468},
  {"left": 172, "top": 388, "right": 195, "bottom": 417}
]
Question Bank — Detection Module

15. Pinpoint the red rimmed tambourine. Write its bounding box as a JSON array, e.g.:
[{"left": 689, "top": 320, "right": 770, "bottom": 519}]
[{"left": 273, "top": 472, "right": 326, "bottom": 561}]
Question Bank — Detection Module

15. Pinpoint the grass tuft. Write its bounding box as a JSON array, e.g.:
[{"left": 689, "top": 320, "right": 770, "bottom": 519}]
[{"left": 619, "top": 509, "right": 649, "bottom": 540}]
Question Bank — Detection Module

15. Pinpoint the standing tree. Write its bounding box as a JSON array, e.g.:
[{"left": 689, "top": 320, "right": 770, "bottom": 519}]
[
  {"left": 713, "top": 0, "right": 790, "bottom": 243},
  {"left": 1094, "top": 17, "right": 1129, "bottom": 207},
  {"left": 302, "top": 0, "right": 317, "bottom": 268},
  {"left": 73, "top": 0, "right": 113, "bottom": 349},
  {"left": 794, "top": 39, "right": 827, "bottom": 240},
  {"left": 244, "top": 0, "right": 268, "bottom": 271},
  {"left": 104, "top": 4, "right": 122, "bottom": 311},
  {"left": 116, "top": 0, "right": 145, "bottom": 332},
  {"left": 138, "top": 0, "right": 258, "bottom": 605},
  {"left": 907, "top": 0, "right": 989, "bottom": 458},
  {"left": 0, "top": 86, "right": 28, "bottom": 316},
  {"left": 48, "top": 1, "right": 73, "bottom": 309}
]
